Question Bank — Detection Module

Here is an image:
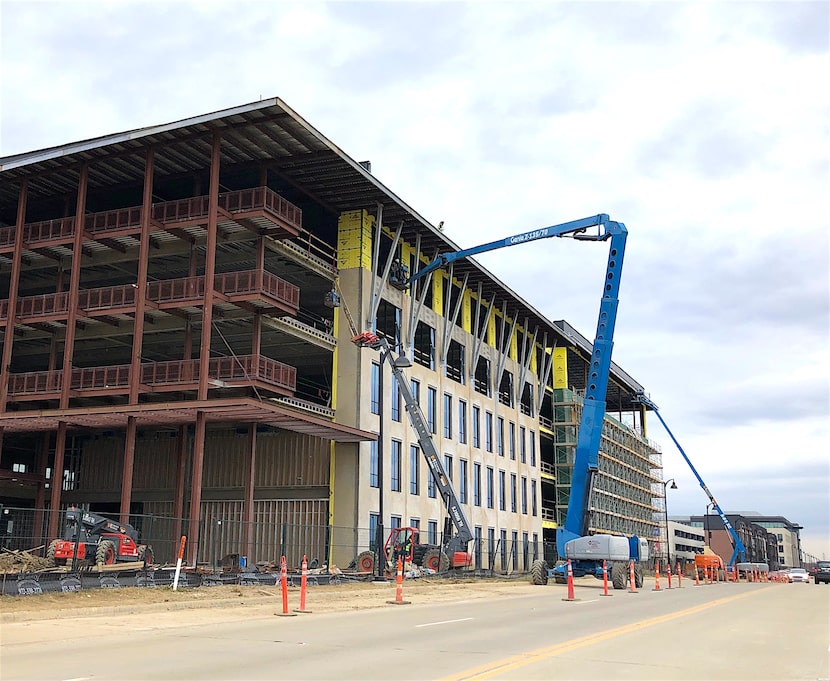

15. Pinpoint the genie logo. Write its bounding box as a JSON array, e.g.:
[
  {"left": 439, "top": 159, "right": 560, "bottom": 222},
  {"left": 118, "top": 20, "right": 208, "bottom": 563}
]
[{"left": 508, "top": 228, "right": 549, "bottom": 245}]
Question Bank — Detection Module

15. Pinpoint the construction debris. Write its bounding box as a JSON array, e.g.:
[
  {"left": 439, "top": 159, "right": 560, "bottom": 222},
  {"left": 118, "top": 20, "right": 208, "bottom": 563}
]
[{"left": 0, "top": 547, "right": 53, "bottom": 573}]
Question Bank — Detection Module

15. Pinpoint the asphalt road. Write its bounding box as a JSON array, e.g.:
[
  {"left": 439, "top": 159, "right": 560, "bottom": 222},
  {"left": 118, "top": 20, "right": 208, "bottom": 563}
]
[{"left": 2, "top": 580, "right": 828, "bottom": 680}]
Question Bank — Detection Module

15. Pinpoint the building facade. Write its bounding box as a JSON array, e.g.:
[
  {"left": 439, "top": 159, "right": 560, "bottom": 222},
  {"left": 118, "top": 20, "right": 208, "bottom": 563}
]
[{"left": 0, "top": 99, "right": 662, "bottom": 570}]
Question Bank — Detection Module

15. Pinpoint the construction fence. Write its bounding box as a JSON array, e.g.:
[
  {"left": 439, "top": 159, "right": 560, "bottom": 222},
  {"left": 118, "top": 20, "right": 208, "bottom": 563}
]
[{"left": 0, "top": 506, "right": 547, "bottom": 575}]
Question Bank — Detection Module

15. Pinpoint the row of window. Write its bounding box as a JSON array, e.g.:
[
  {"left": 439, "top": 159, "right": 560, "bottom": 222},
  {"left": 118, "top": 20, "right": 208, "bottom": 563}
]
[
  {"left": 369, "top": 441, "right": 538, "bottom": 516},
  {"left": 374, "top": 301, "right": 528, "bottom": 401},
  {"left": 371, "top": 364, "right": 537, "bottom": 464}
]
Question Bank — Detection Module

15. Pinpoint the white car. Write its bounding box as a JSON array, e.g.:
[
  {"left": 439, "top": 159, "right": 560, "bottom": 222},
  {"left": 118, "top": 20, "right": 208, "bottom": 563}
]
[{"left": 788, "top": 568, "right": 810, "bottom": 583}]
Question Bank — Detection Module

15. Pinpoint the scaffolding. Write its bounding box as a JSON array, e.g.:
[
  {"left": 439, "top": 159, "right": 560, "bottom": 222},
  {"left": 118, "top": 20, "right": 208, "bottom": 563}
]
[{"left": 552, "top": 388, "right": 661, "bottom": 542}]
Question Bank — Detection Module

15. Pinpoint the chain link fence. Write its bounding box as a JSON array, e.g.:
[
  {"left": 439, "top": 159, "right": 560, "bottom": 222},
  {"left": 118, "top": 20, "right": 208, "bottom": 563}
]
[{"left": 0, "top": 505, "right": 552, "bottom": 575}]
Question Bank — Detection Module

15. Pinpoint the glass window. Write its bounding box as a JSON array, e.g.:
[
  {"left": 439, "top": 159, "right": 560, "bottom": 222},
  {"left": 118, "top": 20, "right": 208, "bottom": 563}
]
[
  {"left": 509, "top": 422, "right": 516, "bottom": 460},
  {"left": 531, "top": 479, "right": 537, "bottom": 516},
  {"left": 473, "top": 463, "right": 482, "bottom": 506},
  {"left": 411, "top": 378, "right": 420, "bottom": 405},
  {"left": 488, "top": 527, "right": 496, "bottom": 569},
  {"left": 500, "top": 529, "right": 508, "bottom": 570},
  {"left": 521, "top": 476, "right": 527, "bottom": 514},
  {"left": 499, "top": 471, "right": 506, "bottom": 511},
  {"left": 474, "top": 526, "right": 483, "bottom": 569},
  {"left": 459, "top": 459, "right": 468, "bottom": 504},
  {"left": 428, "top": 469, "right": 436, "bottom": 498},
  {"left": 369, "top": 440, "right": 379, "bottom": 488},
  {"left": 428, "top": 520, "right": 438, "bottom": 545},
  {"left": 485, "top": 412, "right": 493, "bottom": 452},
  {"left": 391, "top": 379, "right": 401, "bottom": 421},
  {"left": 391, "top": 440, "right": 402, "bottom": 492},
  {"left": 519, "top": 426, "right": 526, "bottom": 463},
  {"left": 427, "top": 387, "right": 437, "bottom": 434},
  {"left": 530, "top": 432, "right": 536, "bottom": 467},
  {"left": 444, "top": 454, "right": 453, "bottom": 481},
  {"left": 369, "top": 513, "right": 379, "bottom": 551},
  {"left": 486, "top": 467, "right": 494, "bottom": 509},
  {"left": 371, "top": 363, "right": 380, "bottom": 415},
  {"left": 410, "top": 445, "right": 420, "bottom": 495},
  {"left": 458, "top": 400, "right": 467, "bottom": 444},
  {"left": 497, "top": 417, "right": 505, "bottom": 457},
  {"left": 472, "top": 405, "right": 480, "bottom": 448},
  {"left": 510, "top": 473, "right": 517, "bottom": 512},
  {"left": 443, "top": 393, "right": 452, "bottom": 439}
]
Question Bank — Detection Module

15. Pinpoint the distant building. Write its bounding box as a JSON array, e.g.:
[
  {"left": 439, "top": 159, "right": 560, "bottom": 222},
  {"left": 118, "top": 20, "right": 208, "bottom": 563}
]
[{"left": 687, "top": 512, "right": 803, "bottom": 569}]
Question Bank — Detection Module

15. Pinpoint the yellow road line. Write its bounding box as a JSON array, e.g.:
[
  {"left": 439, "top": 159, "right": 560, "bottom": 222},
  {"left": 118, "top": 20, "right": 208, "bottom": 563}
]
[{"left": 440, "top": 588, "right": 765, "bottom": 681}]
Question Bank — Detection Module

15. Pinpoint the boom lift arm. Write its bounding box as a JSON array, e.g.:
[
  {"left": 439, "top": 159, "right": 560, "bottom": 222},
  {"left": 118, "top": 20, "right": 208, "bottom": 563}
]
[
  {"left": 398, "top": 213, "right": 632, "bottom": 564},
  {"left": 353, "top": 333, "right": 474, "bottom": 555},
  {"left": 633, "top": 392, "right": 748, "bottom": 566},
  {"left": 403, "top": 214, "right": 620, "bottom": 287}
]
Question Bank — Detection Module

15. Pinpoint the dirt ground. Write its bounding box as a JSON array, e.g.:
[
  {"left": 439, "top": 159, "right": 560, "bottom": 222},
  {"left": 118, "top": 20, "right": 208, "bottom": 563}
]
[{"left": 0, "top": 575, "right": 555, "bottom": 623}]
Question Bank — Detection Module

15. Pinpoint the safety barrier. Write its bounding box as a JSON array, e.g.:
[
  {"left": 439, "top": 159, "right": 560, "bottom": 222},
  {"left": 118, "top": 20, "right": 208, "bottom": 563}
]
[{"left": 561, "top": 559, "right": 578, "bottom": 601}]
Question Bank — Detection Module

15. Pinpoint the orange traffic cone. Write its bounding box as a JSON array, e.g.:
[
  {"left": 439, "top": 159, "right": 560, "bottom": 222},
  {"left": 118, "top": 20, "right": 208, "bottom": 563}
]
[
  {"left": 562, "top": 559, "right": 579, "bottom": 601},
  {"left": 628, "top": 560, "right": 638, "bottom": 593},
  {"left": 653, "top": 563, "right": 662, "bottom": 591},
  {"left": 387, "top": 558, "right": 411, "bottom": 605}
]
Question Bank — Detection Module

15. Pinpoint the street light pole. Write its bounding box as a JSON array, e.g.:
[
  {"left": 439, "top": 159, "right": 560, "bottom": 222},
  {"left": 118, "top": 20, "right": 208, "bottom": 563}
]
[
  {"left": 375, "top": 358, "right": 384, "bottom": 579},
  {"left": 662, "top": 478, "right": 677, "bottom": 570}
]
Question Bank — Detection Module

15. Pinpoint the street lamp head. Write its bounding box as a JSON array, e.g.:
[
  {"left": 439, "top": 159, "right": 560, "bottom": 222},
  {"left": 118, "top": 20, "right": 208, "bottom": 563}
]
[
  {"left": 393, "top": 356, "right": 412, "bottom": 368},
  {"left": 669, "top": 480, "right": 678, "bottom": 490}
]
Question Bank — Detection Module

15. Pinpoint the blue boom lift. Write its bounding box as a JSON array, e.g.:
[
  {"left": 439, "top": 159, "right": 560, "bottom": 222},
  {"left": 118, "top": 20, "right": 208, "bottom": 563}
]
[
  {"left": 382, "top": 214, "right": 647, "bottom": 588},
  {"left": 632, "top": 392, "right": 748, "bottom": 567}
]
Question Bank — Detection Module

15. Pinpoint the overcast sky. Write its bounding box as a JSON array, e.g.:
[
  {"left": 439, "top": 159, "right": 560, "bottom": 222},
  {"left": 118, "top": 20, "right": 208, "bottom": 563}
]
[{"left": 2, "top": 1, "right": 828, "bottom": 559}]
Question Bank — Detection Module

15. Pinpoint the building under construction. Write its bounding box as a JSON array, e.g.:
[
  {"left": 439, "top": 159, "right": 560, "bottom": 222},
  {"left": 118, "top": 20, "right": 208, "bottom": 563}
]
[{"left": 0, "top": 99, "right": 664, "bottom": 569}]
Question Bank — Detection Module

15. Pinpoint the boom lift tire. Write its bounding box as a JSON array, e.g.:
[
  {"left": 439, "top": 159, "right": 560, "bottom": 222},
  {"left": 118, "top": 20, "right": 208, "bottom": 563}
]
[
  {"left": 422, "top": 549, "right": 449, "bottom": 572},
  {"left": 355, "top": 550, "right": 376, "bottom": 574},
  {"left": 529, "top": 559, "right": 548, "bottom": 585},
  {"left": 634, "top": 564, "right": 644, "bottom": 588},
  {"left": 96, "top": 540, "right": 116, "bottom": 565},
  {"left": 611, "top": 561, "right": 627, "bottom": 590}
]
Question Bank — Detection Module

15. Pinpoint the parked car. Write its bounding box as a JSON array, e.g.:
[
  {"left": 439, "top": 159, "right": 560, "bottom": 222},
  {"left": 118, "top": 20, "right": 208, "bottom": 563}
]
[
  {"left": 812, "top": 561, "right": 830, "bottom": 584},
  {"left": 788, "top": 568, "right": 810, "bottom": 583}
]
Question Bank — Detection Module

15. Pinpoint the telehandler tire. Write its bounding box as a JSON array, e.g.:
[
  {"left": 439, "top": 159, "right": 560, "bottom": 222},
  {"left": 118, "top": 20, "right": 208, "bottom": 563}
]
[
  {"left": 46, "top": 539, "right": 63, "bottom": 566},
  {"left": 529, "top": 559, "right": 548, "bottom": 585},
  {"left": 96, "top": 540, "right": 116, "bottom": 565},
  {"left": 422, "top": 549, "right": 449, "bottom": 572},
  {"left": 355, "top": 550, "right": 375, "bottom": 574}
]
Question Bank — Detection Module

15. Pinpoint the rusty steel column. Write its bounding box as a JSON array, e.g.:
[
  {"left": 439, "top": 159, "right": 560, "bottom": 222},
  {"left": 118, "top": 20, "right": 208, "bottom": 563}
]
[
  {"left": 47, "top": 422, "right": 68, "bottom": 540},
  {"left": 197, "top": 131, "right": 221, "bottom": 400},
  {"left": 187, "top": 132, "right": 221, "bottom": 565},
  {"left": 129, "top": 149, "right": 154, "bottom": 404},
  {"left": 33, "top": 432, "right": 50, "bottom": 545},
  {"left": 187, "top": 410, "right": 207, "bottom": 564},
  {"left": 171, "top": 424, "right": 188, "bottom": 544},
  {"left": 120, "top": 416, "right": 137, "bottom": 524},
  {"left": 242, "top": 423, "right": 257, "bottom": 563},
  {"left": 60, "top": 163, "right": 88, "bottom": 408},
  {"left": 0, "top": 180, "right": 28, "bottom": 411},
  {"left": 183, "top": 246, "right": 197, "bottom": 360}
]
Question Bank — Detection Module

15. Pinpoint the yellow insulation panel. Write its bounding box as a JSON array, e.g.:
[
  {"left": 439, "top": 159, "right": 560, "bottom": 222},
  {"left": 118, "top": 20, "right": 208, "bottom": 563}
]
[
  {"left": 337, "top": 210, "right": 374, "bottom": 270},
  {"left": 553, "top": 347, "right": 569, "bottom": 389}
]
